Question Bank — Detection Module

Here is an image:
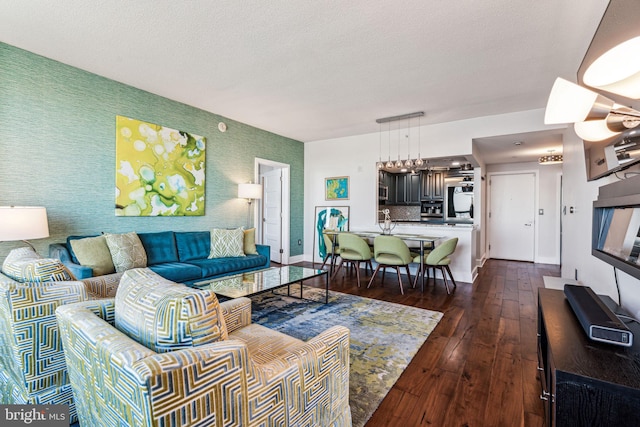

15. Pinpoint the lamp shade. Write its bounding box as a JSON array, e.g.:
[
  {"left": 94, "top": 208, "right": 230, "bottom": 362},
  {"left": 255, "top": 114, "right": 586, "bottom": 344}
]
[
  {"left": 544, "top": 78, "right": 616, "bottom": 124},
  {"left": 0, "top": 206, "right": 49, "bottom": 241},
  {"left": 583, "top": 36, "right": 640, "bottom": 99},
  {"left": 574, "top": 120, "right": 620, "bottom": 141},
  {"left": 238, "top": 183, "right": 263, "bottom": 200}
]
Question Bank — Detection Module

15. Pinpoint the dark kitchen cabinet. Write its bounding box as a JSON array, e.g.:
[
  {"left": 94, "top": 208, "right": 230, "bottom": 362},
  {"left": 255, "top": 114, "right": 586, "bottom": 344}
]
[
  {"left": 421, "top": 171, "right": 444, "bottom": 200},
  {"left": 391, "top": 173, "right": 420, "bottom": 205}
]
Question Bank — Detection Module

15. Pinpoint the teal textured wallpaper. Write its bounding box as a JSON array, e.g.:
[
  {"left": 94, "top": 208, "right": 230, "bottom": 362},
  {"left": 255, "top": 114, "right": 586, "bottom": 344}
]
[{"left": 0, "top": 43, "right": 304, "bottom": 257}]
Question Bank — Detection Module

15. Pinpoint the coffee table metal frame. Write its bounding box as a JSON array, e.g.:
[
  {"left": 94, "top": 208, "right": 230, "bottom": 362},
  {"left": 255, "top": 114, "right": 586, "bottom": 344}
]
[{"left": 192, "top": 265, "right": 329, "bottom": 304}]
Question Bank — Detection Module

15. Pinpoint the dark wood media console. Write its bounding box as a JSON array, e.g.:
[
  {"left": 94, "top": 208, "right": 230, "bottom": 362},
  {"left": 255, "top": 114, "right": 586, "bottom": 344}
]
[{"left": 538, "top": 288, "right": 640, "bottom": 426}]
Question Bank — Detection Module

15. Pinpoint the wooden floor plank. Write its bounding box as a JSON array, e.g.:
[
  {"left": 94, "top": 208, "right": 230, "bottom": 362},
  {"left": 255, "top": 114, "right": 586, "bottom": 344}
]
[{"left": 294, "top": 258, "right": 555, "bottom": 426}]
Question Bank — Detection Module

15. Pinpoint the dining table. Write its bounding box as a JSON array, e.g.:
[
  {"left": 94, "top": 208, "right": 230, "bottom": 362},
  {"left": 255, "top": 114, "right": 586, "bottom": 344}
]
[{"left": 323, "top": 230, "right": 444, "bottom": 292}]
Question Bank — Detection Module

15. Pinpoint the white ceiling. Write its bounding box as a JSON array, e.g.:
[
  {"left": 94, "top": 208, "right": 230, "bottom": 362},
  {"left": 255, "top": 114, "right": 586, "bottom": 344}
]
[{"left": 0, "top": 0, "right": 609, "bottom": 163}]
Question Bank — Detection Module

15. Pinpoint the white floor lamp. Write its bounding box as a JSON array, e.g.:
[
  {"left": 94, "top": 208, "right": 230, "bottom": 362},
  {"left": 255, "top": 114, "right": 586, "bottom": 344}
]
[{"left": 238, "top": 183, "right": 263, "bottom": 228}]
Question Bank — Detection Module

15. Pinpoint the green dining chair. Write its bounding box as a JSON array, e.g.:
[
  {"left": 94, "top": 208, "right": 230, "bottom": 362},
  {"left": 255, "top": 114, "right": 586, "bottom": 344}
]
[
  {"left": 367, "top": 235, "right": 415, "bottom": 294},
  {"left": 414, "top": 237, "right": 458, "bottom": 294},
  {"left": 320, "top": 231, "right": 340, "bottom": 270},
  {"left": 333, "top": 233, "right": 374, "bottom": 287}
]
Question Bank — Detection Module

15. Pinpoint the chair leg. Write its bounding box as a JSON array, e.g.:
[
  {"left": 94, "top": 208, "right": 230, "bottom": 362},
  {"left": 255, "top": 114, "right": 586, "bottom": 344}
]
[
  {"left": 367, "top": 264, "right": 383, "bottom": 288},
  {"left": 405, "top": 265, "right": 412, "bottom": 288},
  {"left": 331, "top": 258, "right": 343, "bottom": 279},
  {"left": 413, "top": 263, "right": 422, "bottom": 288},
  {"left": 355, "top": 261, "right": 361, "bottom": 287},
  {"left": 396, "top": 267, "right": 404, "bottom": 295},
  {"left": 321, "top": 254, "right": 330, "bottom": 269},
  {"left": 381, "top": 267, "right": 387, "bottom": 286},
  {"left": 445, "top": 265, "right": 457, "bottom": 289},
  {"left": 439, "top": 266, "right": 451, "bottom": 294}
]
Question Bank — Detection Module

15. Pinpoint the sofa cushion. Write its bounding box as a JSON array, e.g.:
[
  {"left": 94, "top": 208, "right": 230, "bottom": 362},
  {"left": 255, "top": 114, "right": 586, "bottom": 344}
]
[
  {"left": 148, "top": 262, "right": 202, "bottom": 283},
  {"left": 188, "top": 254, "right": 266, "bottom": 278},
  {"left": 115, "top": 268, "right": 227, "bottom": 353},
  {"left": 209, "top": 228, "right": 245, "bottom": 258},
  {"left": 175, "top": 231, "right": 210, "bottom": 262},
  {"left": 66, "top": 235, "right": 100, "bottom": 264},
  {"left": 2, "top": 247, "right": 72, "bottom": 282},
  {"left": 104, "top": 232, "right": 147, "bottom": 273},
  {"left": 69, "top": 235, "right": 115, "bottom": 276},
  {"left": 138, "top": 231, "right": 179, "bottom": 265},
  {"left": 244, "top": 228, "right": 258, "bottom": 255}
]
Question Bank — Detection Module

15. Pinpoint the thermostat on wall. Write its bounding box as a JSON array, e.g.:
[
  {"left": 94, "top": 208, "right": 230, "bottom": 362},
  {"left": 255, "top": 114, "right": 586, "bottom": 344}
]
[{"left": 218, "top": 122, "right": 227, "bottom": 132}]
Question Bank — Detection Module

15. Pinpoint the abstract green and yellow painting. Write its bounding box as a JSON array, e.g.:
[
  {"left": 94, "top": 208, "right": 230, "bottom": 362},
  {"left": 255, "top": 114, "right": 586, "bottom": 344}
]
[
  {"left": 325, "top": 176, "right": 349, "bottom": 200},
  {"left": 115, "top": 116, "right": 206, "bottom": 216}
]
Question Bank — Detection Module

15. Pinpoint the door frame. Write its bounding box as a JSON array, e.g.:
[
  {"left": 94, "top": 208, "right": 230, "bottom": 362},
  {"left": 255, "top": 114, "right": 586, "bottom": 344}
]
[
  {"left": 486, "top": 170, "right": 538, "bottom": 262},
  {"left": 255, "top": 157, "right": 290, "bottom": 265}
]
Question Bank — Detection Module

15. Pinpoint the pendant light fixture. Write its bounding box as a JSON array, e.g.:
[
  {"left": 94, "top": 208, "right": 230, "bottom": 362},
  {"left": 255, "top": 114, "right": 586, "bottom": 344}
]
[
  {"left": 415, "top": 115, "right": 424, "bottom": 167},
  {"left": 375, "top": 111, "right": 425, "bottom": 169},
  {"left": 385, "top": 121, "right": 393, "bottom": 168},
  {"left": 394, "top": 121, "right": 403, "bottom": 168},
  {"left": 377, "top": 122, "right": 383, "bottom": 169},
  {"left": 404, "top": 117, "right": 413, "bottom": 168}
]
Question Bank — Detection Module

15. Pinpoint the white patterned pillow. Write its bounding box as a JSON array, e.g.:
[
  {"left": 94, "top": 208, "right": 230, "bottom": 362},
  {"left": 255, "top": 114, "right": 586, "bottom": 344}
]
[
  {"left": 2, "top": 247, "right": 72, "bottom": 282},
  {"left": 104, "top": 232, "right": 147, "bottom": 273},
  {"left": 208, "top": 228, "right": 246, "bottom": 258},
  {"left": 115, "top": 268, "right": 227, "bottom": 352}
]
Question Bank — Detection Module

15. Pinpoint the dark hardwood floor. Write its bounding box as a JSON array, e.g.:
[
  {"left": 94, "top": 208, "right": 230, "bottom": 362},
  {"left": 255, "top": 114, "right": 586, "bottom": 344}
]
[{"left": 292, "top": 258, "right": 560, "bottom": 427}]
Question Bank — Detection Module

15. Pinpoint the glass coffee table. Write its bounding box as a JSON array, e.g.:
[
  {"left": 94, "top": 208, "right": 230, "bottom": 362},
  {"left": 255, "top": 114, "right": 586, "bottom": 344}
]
[{"left": 192, "top": 265, "right": 329, "bottom": 304}]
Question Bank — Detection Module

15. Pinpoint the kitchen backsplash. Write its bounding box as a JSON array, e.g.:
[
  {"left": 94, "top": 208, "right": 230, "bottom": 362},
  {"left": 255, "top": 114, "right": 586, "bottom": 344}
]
[{"left": 383, "top": 205, "right": 421, "bottom": 221}]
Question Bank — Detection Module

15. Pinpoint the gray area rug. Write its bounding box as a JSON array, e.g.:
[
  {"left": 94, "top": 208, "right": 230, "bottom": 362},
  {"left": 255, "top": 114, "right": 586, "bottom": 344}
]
[{"left": 250, "top": 286, "right": 443, "bottom": 427}]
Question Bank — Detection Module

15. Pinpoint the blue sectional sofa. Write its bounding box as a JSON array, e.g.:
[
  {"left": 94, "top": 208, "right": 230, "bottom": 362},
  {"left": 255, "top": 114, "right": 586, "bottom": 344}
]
[{"left": 50, "top": 231, "right": 270, "bottom": 285}]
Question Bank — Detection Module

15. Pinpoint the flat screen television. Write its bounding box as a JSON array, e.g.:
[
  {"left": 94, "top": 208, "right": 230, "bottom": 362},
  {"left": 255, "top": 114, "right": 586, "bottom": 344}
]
[
  {"left": 593, "top": 175, "right": 640, "bottom": 280},
  {"left": 584, "top": 128, "right": 640, "bottom": 181}
]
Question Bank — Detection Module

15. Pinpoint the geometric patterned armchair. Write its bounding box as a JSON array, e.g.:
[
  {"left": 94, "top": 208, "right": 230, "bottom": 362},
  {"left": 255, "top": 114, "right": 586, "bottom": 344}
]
[
  {"left": 56, "top": 268, "right": 351, "bottom": 427},
  {"left": 0, "top": 247, "right": 124, "bottom": 425},
  {"left": 0, "top": 275, "right": 86, "bottom": 423}
]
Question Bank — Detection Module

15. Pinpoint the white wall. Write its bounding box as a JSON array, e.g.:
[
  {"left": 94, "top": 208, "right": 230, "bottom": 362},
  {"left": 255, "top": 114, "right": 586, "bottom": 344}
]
[{"left": 304, "top": 108, "right": 564, "bottom": 274}]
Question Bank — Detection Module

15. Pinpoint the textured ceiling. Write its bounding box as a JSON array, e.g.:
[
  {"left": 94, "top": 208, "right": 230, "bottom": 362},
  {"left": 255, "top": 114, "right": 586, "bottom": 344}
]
[{"left": 0, "top": 0, "right": 609, "bottom": 162}]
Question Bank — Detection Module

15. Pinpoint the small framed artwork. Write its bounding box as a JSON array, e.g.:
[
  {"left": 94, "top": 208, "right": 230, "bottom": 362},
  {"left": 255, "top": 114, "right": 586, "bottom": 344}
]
[{"left": 325, "top": 176, "right": 349, "bottom": 200}]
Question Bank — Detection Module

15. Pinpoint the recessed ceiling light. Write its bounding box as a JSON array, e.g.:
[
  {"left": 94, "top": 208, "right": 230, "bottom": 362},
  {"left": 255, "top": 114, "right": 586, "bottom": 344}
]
[
  {"left": 514, "top": 141, "right": 523, "bottom": 146},
  {"left": 451, "top": 161, "right": 460, "bottom": 166}
]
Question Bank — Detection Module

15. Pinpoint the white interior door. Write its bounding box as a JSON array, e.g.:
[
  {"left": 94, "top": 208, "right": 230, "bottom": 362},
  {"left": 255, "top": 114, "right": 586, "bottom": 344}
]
[
  {"left": 262, "top": 169, "right": 283, "bottom": 263},
  {"left": 489, "top": 172, "right": 535, "bottom": 261}
]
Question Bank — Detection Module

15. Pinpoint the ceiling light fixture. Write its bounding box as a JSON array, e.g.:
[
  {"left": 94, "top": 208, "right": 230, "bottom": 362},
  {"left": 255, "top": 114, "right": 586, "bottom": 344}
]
[
  {"left": 377, "top": 122, "right": 383, "bottom": 170},
  {"left": 404, "top": 118, "right": 413, "bottom": 168},
  {"left": 385, "top": 121, "right": 393, "bottom": 169},
  {"left": 375, "top": 111, "right": 425, "bottom": 171},
  {"left": 539, "top": 150, "right": 563, "bottom": 165},
  {"left": 544, "top": 77, "right": 640, "bottom": 141},
  {"left": 415, "top": 115, "right": 424, "bottom": 167},
  {"left": 395, "top": 121, "right": 403, "bottom": 168}
]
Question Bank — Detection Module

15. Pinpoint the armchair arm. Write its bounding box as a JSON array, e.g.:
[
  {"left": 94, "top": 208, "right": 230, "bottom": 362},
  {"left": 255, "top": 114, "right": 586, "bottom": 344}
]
[
  {"left": 219, "top": 297, "right": 252, "bottom": 333},
  {"left": 49, "top": 243, "right": 93, "bottom": 279},
  {"left": 253, "top": 325, "right": 351, "bottom": 425}
]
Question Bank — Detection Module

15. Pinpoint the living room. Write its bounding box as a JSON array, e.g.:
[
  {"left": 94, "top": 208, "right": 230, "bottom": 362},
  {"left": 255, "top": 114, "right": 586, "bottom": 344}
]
[{"left": 3, "top": 1, "right": 640, "bottom": 426}]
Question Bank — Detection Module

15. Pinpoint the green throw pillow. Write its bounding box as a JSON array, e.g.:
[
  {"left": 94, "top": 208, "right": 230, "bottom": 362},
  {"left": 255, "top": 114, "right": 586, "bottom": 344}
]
[
  {"left": 70, "top": 235, "right": 115, "bottom": 276},
  {"left": 104, "top": 232, "right": 147, "bottom": 273},
  {"left": 243, "top": 228, "right": 258, "bottom": 255},
  {"left": 209, "top": 228, "right": 246, "bottom": 258}
]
